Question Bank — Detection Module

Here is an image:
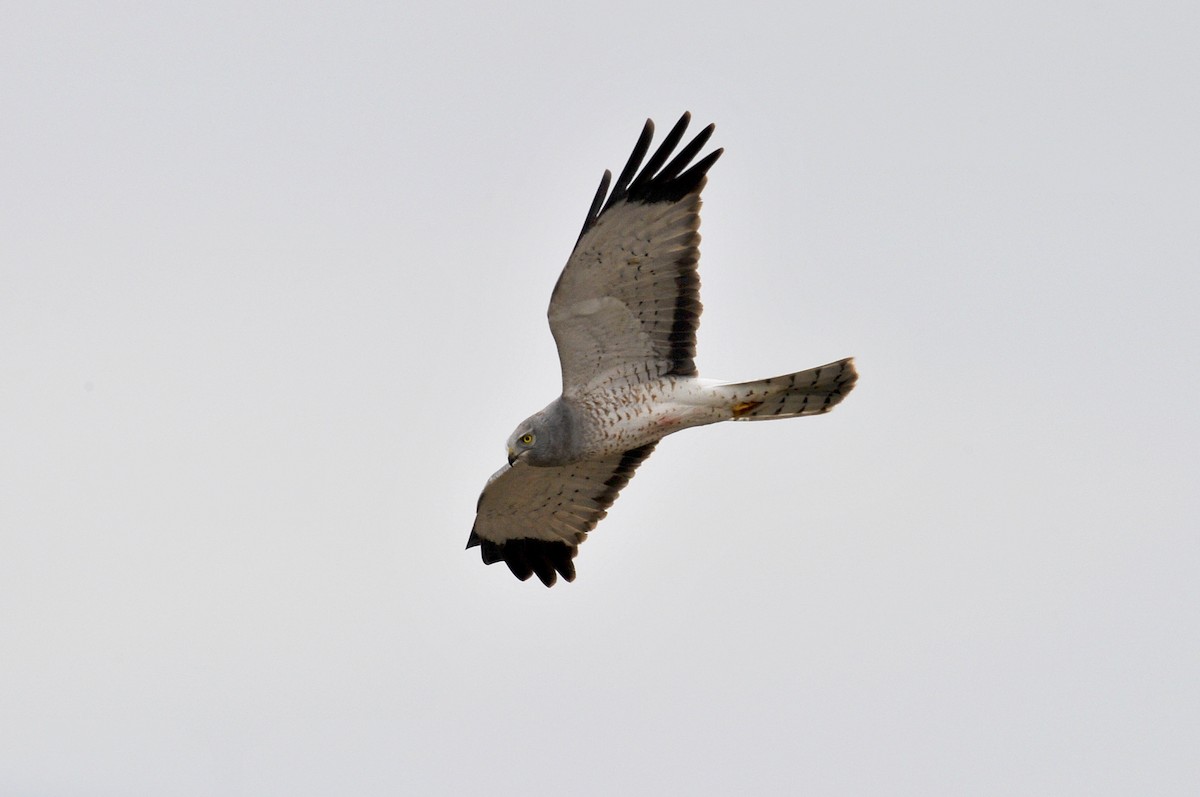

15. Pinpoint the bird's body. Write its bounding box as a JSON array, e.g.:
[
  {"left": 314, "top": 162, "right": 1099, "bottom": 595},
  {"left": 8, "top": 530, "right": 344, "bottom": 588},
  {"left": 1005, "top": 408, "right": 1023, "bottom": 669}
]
[
  {"left": 468, "top": 113, "right": 857, "bottom": 586},
  {"left": 563, "top": 377, "right": 724, "bottom": 458}
]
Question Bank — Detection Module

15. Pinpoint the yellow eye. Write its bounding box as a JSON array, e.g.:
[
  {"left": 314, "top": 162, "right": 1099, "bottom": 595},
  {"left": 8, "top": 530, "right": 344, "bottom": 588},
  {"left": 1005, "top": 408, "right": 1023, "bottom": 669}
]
[{"left": 520, "top": 433, "right": 534, "bottom": 445}]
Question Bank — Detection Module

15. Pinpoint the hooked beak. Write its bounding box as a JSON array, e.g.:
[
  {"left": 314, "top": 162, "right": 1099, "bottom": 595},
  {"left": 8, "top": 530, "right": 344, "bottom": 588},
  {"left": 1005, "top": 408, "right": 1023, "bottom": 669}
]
[{"left": 507, "top": 447, "right": 517, "bottom": 466}]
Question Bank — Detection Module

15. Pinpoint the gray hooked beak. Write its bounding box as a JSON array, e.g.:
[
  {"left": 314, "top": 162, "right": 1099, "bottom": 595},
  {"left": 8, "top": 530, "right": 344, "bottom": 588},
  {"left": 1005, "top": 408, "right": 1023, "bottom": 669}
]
[{"left": 507, "top": 447, "right": 517, "bottom": 466}]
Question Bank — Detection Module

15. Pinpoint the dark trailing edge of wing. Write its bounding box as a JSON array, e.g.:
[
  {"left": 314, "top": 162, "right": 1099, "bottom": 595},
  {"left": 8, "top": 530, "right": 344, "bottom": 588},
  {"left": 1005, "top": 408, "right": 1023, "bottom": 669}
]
[
  {"left": 466, "top": 443, "right": 658, "bottom": 587},
  {"left": 575, "top": 112, "right": 723, "bottom": 244}
]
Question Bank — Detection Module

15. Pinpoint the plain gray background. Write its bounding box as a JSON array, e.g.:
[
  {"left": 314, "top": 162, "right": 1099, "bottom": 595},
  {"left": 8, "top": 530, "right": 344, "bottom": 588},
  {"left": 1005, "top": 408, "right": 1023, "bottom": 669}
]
[{"left": 3, "top": 2, "right": 1197, "bottom": 794}]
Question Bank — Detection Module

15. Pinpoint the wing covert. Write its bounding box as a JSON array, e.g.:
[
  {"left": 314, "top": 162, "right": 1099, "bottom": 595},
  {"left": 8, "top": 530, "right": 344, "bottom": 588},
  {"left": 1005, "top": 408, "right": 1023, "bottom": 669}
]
[
  {"left": 549, "top": 113, "right": 723, "bottom": 395},
  {"left": 467, "top": 443, "right": 657, "bottom": 586}
]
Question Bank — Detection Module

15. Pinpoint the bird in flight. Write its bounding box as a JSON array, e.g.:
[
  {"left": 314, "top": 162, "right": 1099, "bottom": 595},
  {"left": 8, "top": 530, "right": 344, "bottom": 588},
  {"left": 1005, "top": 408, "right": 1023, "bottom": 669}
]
[{"left": 467, "top": 113, "right": 857, "bottom": 586}]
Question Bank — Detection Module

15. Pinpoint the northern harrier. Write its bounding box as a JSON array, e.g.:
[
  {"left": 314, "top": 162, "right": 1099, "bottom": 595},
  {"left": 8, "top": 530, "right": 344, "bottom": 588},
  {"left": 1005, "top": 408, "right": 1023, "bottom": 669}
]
[{"left": 467, "top": 113, "right": 857, "bottom": 586}]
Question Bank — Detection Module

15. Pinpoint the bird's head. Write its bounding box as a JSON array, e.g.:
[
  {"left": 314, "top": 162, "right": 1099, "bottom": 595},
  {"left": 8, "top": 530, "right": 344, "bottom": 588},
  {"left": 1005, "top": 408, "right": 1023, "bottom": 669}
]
[
  {"left": 505, "top": 399, "right": 578, "bottom": 467},
  {"left": 505, "top": 422, "right": 539, "bottom": 466}
]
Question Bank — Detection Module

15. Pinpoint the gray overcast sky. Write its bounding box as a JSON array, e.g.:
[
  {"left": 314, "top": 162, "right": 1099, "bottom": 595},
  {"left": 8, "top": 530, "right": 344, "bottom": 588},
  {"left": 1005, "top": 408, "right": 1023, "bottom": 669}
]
[{"left": 3, "top": 2, "right": 1197, "bottom": 794}]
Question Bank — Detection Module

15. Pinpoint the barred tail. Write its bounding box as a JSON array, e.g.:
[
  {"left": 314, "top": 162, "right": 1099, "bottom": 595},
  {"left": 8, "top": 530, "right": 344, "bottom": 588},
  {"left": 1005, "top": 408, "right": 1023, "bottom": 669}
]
[{"left": 720, "top": 357, "right": 857, "bottom": 420}]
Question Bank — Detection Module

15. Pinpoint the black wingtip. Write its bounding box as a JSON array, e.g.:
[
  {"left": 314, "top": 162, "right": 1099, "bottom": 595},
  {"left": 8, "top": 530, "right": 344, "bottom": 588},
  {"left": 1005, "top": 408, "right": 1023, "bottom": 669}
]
[
  {"left": 627, "top": 112, "right": 691, "bottom": 198},
  {"left": 576, "top": 112, "right": 722, "bottom": 242},
  {"left": 576, "top": 170, "right": 612, "bottom": 246},
  {"left": 471, "top": 536, "right": 578, "bottom": 588},
  {"left": 610, "top": 119, "right": 655, "bottom": 202}
]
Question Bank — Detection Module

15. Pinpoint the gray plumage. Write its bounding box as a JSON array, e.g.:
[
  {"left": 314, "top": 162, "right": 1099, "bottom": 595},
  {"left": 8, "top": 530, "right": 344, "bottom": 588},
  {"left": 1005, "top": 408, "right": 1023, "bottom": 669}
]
[{"left": 468, "top": 113, "right": 858, "bottom": 587}]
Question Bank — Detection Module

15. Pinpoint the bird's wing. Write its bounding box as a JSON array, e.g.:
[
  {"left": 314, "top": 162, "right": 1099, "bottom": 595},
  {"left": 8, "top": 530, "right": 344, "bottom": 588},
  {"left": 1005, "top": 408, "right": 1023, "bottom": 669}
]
[
  {"left": 549, "top": 113, "right": 723, "bottom": 396},
  {"left": 466, "top": 443, "right": 657, "bottom": 587}
]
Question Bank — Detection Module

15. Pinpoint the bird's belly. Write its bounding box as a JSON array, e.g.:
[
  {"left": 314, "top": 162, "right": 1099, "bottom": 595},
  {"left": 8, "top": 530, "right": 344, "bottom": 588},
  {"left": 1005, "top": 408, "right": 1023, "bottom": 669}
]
[{"left": 575, "top": 378, "right": 722, "bottom": 456}]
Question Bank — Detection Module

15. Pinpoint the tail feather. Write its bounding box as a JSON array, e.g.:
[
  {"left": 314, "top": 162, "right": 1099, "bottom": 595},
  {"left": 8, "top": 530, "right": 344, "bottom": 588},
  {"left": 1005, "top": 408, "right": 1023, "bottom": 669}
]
[{"left": 721, "top": 357, "right": 857, "bottom": 420}]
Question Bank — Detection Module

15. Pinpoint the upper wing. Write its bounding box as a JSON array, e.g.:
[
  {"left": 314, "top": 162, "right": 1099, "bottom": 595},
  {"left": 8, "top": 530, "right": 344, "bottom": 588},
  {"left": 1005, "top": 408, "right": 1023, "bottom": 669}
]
[
  {"left": 466, "top": 443, "right": 656, "bottom": 587},
  {"left": 549, "top": 113, "right": 723, "bottom": 395}
]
